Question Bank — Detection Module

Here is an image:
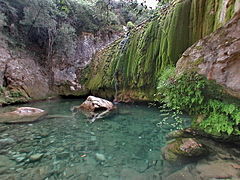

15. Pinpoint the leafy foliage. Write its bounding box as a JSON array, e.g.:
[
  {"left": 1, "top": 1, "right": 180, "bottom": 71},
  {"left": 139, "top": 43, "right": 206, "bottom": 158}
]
[
  {"left": 157, "top": 70, "right": 240, "bottom": 136},
  {"left": 0, "top": 0, "right": 154, "bottom": 61},
  {"left": 55, "top": 23, "right": 76, "bottom": 59}
]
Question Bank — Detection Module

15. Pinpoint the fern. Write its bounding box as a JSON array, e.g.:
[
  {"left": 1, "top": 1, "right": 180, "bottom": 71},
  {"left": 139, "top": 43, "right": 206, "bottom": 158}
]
[{"left": 156, "top": 71, "right": 240, "bottom": 136}]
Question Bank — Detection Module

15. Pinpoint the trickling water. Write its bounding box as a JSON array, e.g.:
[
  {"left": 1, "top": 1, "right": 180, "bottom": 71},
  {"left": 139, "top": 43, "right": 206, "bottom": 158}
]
[
  {"left": 113, "top": 72, "right": 119, "bottom": 103},
  {"left": 0, "top": 99, "right": 239, "bottom": 180}
]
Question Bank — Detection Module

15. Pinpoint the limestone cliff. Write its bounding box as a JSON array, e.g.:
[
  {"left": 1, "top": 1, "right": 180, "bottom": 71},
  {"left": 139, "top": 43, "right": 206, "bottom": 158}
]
[
  {"left": 176, "top": 10, "right": 240, "bottom": 99},
  {"left": 52, "top": 31, "right": 120, "bottom": 96},
  {"left": 78, "top": 0, "right": 240, "bottom": 101},
  {"left": 0, "top": 30, "right": 119, "bottom": 104},
  {"left": 0, "top": 43, "right": 50, "bottom": 104}
]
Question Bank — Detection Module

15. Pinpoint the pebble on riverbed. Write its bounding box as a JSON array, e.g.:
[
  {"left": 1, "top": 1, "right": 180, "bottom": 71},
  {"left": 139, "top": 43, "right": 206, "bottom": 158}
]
[
  {"left": 95, "top": 153, "right": 106, "bottom": 161},
  {"left": 29, "top": 153, "right": 43, "bottom": 162}
]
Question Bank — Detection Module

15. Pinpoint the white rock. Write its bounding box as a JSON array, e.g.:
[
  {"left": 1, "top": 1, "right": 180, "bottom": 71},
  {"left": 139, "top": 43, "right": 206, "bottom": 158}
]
[
  {"left": 95, "top": 153, "right": 106, "bottom": 161},
  {"left": 29, "top": 153, "right": 43, "bottom": 161}
]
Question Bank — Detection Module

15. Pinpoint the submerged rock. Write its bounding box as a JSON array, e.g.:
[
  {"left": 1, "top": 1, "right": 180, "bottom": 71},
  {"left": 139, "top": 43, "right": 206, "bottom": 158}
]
[
  {"left": 0, "top": 138, "right": 15, "bottom": 149},
  {"left": 0, "top": 107, "right": 47, "bottom": 124},
  {"left": 95, "top": 153, "right": 106, "bottom": 161},
  {"left": 163, "top": 138, "right": 208, "bottom": 162},
  {"left": 0, "top": 155, "right": 16, "bottom": 174},
  {"left": 196, "top": 160, "right": 240, "bottom": 179},
  {"left": 165, "top": 167, "right": 198, "bottom": 180},
  {"left": 166, "top": 130, "right": 185, "bottom": 140},
  {"left": 29, "top": 153, "right": 43, "bottom": 162}
]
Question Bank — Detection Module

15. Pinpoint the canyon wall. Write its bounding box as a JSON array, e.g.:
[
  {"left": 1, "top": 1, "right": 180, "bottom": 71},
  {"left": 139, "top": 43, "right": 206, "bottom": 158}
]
[{"left": 78, "top": 0, "right": 240, "bottom": 101}]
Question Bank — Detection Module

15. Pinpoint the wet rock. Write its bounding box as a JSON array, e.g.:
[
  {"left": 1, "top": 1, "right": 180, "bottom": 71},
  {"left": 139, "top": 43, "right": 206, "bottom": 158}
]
[
  {"left": 0, "top": 138, "right": 15, "bottom": 150},
  {"left": 0, "top": 138, "right": 15, "bottom": 148},
  {"left": 39, "top": 131, "right": 49, "bottom": 138},
  {"left": 15, "top": 156, "right": 26, "bottom": 163},
  {"left": 0, "top": 107, "right": 47, "bottom": 124},
  {"left": 64, "top": 166, "right": 90, "bottom": 180},
  {"left": 0, "top": 126, "right": 8, "bottom": 133},
  {"left": 29, "top": 153, "right": 43, "bottom": 162},
  {"left": 163, "top": 138, "right": 208, "bottom": 162},
  {"left": 196, "top": 160, "right": 240, "bottom": 179},
  {"left": 74, "top": 96, "right": 115, "bottom": 122},
  {"left": 56, "top": 152, "right": 70, "bottom": 160},
  {"left": 20, "top": 166, "right": 52, "bottom": 180},
  {"left": 166, "top": 130, "right": 185, "bottom": 140},
  {"left": 90, "top": 136, "right": 97, "bottom": 141},
  {"left": 0, "top": 155, "right": 16, "bottom": 174},
  {"left": 77, "top": 96, "right": 114, "bottom": 111},
  {"left": 165, "top": 168, "right": 200, "bottom": 180},
  {"left": 95, "top": 153, "right": 106, "bottom": 161},
  {"left": 120, "top": 168, "right": 153, "bottom": 180}
]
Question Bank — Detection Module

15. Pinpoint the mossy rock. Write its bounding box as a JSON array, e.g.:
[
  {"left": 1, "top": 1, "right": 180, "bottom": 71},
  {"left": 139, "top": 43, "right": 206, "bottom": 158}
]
[
  {"left": 166, "top": 130, "right": 186, "bottom": 140},
  {"left": 162, "top": 138, "right": 208, "bottom": 162}
]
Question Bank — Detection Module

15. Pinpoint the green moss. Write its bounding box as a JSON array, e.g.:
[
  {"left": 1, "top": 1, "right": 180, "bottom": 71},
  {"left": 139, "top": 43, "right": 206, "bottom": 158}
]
[
  {"left": 0, "top": 87, "right": 30, "bottom": 105},
  {"left": 193, "top": 57, "right": 204, "bottom": 66},
  {"left": 226, "top": 1, "right": 235, "bottom": 22},
  {"left": 82, "top": 0, "right": 239, "bottom": 101},
  {"left": 157, "top": 71, "right": 240, "bottom": 137}
]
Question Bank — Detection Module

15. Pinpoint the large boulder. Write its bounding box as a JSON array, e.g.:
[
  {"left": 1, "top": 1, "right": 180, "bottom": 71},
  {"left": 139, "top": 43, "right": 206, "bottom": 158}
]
[
  {"left": 0, "top": 107, "right": 47, "bottom": 124},
  {"left": 74, "top": 96, "right": 115, "bottom": 122},
  {"left": 78, "top": 96, "right": 114, "bottom": 112},
  {"left": 162, "top": 138, "right": 208, "bottom": 162}
]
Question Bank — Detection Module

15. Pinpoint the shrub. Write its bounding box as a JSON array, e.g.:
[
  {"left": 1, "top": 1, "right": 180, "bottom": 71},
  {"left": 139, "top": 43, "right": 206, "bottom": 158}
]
[{"left": 156, "top": 70, "right": 240, "bottom": 136}]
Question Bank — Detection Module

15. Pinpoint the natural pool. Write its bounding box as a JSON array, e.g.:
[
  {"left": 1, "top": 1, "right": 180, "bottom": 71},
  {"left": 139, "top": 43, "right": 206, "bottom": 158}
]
[{"left": 0, "top": 99, "right": 239, "bottom": 180}]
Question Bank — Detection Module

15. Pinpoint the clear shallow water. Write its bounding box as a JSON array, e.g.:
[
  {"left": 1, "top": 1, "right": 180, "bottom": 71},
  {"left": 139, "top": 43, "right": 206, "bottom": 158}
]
[{"left": 0, "top": 99, "right": 192, "bottom": 179}]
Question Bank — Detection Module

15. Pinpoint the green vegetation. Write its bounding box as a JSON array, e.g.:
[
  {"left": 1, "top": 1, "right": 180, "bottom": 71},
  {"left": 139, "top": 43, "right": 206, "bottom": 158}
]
[
  {"left": 0, "top": 86, "right": 29, "bottom": 105},
  {"left": 85, "top": 0, "right": 238, "bottom": 100},
  {"left": 156, "top": 70, "right": 240, "bottom": 136},
  {"left": 0, "top": 0, "right": 152, "bottom": 61}
]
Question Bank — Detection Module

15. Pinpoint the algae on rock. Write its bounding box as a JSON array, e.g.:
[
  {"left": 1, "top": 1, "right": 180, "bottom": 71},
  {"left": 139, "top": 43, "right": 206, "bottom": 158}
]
[{"left": 83, "top": 0, "right": 239, "bottom": 101}]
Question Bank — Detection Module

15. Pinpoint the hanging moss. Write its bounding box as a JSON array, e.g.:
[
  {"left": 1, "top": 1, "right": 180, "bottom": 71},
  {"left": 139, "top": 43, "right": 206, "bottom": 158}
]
[{"left": 82, "top": 0, "right": 239, "bottom": 101}]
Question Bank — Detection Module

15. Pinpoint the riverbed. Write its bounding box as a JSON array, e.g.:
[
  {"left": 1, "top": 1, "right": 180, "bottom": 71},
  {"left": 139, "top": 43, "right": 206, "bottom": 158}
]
[{"left": 0, "top": 99, "right": 239, "bottom": 180}]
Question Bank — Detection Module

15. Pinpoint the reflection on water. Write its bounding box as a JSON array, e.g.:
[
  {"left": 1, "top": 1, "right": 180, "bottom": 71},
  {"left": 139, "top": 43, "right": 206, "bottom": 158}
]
[{"left": 0, "top": 99, "right": 239, "bottom": 180}]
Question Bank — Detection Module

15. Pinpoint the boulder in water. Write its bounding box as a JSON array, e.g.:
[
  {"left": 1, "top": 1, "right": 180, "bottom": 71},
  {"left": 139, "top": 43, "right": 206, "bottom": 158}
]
[
  {"left": 73, "top": 96, "right": 115, "bottom": 122},
  {"left": 162, "top": 138, "right": 208, "bottom": 162},
  {"left": 77, "top": 96, "right": 114, "bottom": 111},
  {"left": 0, "top": 107, "right": 47, "bottom": 124}
]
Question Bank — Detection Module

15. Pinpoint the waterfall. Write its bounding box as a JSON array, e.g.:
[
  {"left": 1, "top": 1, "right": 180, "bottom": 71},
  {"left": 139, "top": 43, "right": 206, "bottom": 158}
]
[{"left": 113, "top": 71, "right": 119, "bottom": 104}]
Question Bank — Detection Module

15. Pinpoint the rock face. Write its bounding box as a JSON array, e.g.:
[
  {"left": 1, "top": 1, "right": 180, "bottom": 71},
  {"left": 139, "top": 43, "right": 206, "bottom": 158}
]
[
  {"left": 5, "top": 56, "right": 50, "bottom": 99},
  {"left": 176, "top": 10, "right": 240, "bottom": 98},
  {"left": 0, "top": 45, "right": 51, "bottom": 102},
  {"left": 163, "top": 138, "right": 207, "bottom": 162},
  {"left": 0, "top": 107, "right": 47, "bottom": 124},
  {"left": 0, "top": 30, "right": 120, "bottom": 104},
  {"left": 52, "top": 31, "right": 120, "bottom": 96},
  {"left": 78, "top": 0, "right": 240, "bottom": 101}
]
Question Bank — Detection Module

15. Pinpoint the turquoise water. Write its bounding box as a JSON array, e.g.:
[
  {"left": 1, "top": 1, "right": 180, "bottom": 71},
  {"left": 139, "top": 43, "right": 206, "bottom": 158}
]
[{"left": 0, "top": 99, "right": 191, "bottom": 179}]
